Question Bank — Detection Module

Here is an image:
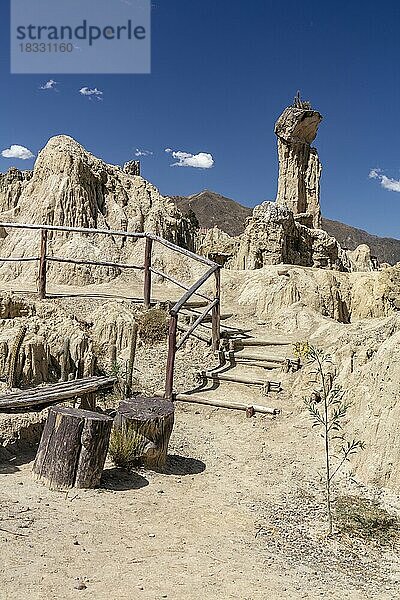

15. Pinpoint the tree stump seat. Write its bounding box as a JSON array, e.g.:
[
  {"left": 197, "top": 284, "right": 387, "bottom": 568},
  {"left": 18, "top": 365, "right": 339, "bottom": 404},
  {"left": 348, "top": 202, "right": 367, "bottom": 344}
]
[
  {"left": 115, "top": 396, "right": 175, "bottom": 470},
  {"left": 32, "top": 406, "right": 113, "bottom": 490}
]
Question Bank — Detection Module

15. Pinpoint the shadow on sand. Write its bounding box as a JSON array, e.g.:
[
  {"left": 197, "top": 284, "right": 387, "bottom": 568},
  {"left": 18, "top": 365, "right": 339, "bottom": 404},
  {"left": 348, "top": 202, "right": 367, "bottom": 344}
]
[
  {"left": 101, "top": 467, "right": 149, "bottom": 491},
  {"left": 160, "top": 454, "right": 206, "bottom": 476}
]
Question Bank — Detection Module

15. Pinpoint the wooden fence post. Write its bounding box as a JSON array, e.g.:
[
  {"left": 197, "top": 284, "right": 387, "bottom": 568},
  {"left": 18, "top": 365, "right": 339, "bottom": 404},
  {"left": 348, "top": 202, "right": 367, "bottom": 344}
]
[
  {"left": 165, "top": 313, "right": 178, "bottom": 400},
  {"left": 211, "top": 268, "right": 221, "bottom": 352},
  {"left": 38, "top": 229, "right": 48, "bottom": 300},
  {"left": 144, "top": 236, "right": 153, "bottom": 309}
]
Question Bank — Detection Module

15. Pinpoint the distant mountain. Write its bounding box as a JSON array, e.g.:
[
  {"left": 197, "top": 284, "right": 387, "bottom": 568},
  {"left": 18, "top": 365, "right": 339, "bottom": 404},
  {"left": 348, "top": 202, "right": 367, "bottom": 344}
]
[
  {"left": 321, "top": 218, "right": 400, "bottom": 265},
  {"left": 170, "top": 190, "right": 252, "bottom": 237},
  {"left": 170, "top": 190, "right": 400, "bottom": 265}
]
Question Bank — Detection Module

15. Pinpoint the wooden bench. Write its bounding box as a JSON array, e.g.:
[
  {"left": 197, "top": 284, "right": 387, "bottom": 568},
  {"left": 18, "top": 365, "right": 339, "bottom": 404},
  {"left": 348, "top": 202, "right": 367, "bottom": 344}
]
[{"left": 0, "top": 376, "right": 117, "bottom": 413}]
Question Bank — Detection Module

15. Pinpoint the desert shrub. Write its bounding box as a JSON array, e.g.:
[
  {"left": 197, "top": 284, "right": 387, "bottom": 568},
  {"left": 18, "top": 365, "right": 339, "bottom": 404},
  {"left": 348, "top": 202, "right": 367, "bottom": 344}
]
[
  {"left": 108, "top": 427, "right": 139, "bottom": 469},
  {"left": 296, "top": 342, "right": 364, "bottom": 535},
  {"left": 138, "top": 308, "right": 169, "bottom": 344},
  {"left": 335, "top": 495, "right": 399, "bottom": 544}
]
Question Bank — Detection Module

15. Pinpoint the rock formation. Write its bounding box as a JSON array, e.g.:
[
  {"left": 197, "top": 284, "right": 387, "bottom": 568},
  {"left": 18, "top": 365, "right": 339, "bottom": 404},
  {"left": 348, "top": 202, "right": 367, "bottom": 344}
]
[
  {"left": 197, "top": 97, "right": 377, "bottom": 274},
  {"left": 0, "top": 136, "right": 196, "bottom": 284},
  {"left": 123, "top": 160, "right": 141, "bottom": 176},
  {"left": 275, "top": 101, "right": 322, "bottom": 228},
  {"left": 0, "top": 167, "right": 32, "bottom": 213}
]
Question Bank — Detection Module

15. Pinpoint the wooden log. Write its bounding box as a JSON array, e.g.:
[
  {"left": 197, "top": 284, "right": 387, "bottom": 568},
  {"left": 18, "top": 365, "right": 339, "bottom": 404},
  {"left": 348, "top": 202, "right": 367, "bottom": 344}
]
[
  {"left": 185, "top": 312, "right": 233, "bottom": 323},
  {"left": 155, "top": 391, "right": 280, "bottom": 416},
  {"left": 115, "top": 397, "right": 175, "bottom": 470},
  {"left": 176, "top": 299, "right": 218, "bottom": 350},
  {"left": 0, "top": 376, "right": 116, "bottom": 411},
  {"left": 150, "top": 268, "right": 211, "bottom": 302},
  {"left": 177, "top": 324, "right": 210, "bottom": 344},
  {"left": 211, "top": 268, "right": 221, "bottom": 352},
  {"left": 32, "top": 406, "right": 113, "bottom": 490},
  {"left": 201, "top": 370, "right": 281, "bottom": 390},
  {"left": 47, "top": 256, "right": 143, "bottom": 270},
  {"left": 228, "top": 359, "right": 283, "bottom": 370},
  {"left": 182, "top": 300, "right": 208, "bottom": 309},
  {"left": 0, "top": 256, "right": 39, "bottom": 262},
  {"left": 38, "top": 229, "right": 47, "bottom": 300},
  {"left": 171, "top": 266, "right": 217, "bottom": 315},
  {"left": 144, "top": 237, "right": 153, "bottom": 309},
  {"left": 165, "top": 314, "right": 178, "bottom": 399},
  {"left": 232, "top": 338, "right": 294, "bottom": 348},
  {"left": 148, "top": 233, "right": 217, "bottom": 267},
  {"left": 0, "top": 221, "right": 145, "bottom": 240},
  {"left": 229, "top": 352, "right": 288, "bottom": 363}
]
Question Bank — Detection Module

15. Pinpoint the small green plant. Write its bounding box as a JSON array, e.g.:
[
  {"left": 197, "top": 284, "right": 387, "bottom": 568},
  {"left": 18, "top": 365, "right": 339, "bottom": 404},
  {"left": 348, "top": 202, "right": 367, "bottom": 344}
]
[
  {"left": 110, "top": 361, "right": 123, "bottom": 378},
  {"left": 334, "top": 495, "right": 399, "bottom": 544},
  {"left": 294, "top": 343, "right": 365, "bottom": 536},
  {"left": 138, "top": 308, "right": 169, "bottom": 344},
  {"left": 108, "top": 427, "right": 139, "bottom": 469}
]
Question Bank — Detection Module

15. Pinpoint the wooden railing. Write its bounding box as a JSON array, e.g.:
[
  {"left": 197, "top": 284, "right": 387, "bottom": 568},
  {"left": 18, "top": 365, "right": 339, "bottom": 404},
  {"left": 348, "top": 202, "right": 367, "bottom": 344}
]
[{"left": 0, "top": 222, "right": 220, "bottom": 399}]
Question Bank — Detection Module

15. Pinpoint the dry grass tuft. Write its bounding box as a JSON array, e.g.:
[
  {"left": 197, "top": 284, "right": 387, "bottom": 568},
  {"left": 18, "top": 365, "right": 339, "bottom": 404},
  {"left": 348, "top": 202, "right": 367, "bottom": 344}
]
[
  {"left": 138, "top": 308, "right": 169, "bottom": 345},
  {"left": 108, "top": 427, "right": 139, "bottom": 469},
  {"left": 334, "top": 495, "right": 399, "bottom": 545}
]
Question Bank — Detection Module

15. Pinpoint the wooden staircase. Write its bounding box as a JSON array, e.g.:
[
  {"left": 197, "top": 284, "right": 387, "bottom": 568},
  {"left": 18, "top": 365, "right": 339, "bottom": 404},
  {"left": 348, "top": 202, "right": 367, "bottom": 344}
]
[{"left": 177, "top": 303, "right": 302, "bottom": 416}]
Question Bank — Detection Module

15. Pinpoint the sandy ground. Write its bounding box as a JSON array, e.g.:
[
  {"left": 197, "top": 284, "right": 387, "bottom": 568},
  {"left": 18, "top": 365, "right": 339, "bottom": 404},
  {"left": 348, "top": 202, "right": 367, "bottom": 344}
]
[
  {"left": 0, "top": 281, "right": 399, "bottom": 600},
  {"left": 1, "top": 396, "right": 399, "bottom": 600}
]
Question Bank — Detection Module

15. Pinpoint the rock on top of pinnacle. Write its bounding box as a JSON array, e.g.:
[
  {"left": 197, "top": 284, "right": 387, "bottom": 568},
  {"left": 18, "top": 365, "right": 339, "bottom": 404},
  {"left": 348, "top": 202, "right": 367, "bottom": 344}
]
[{"left": 275, "top": 106, "right": 323, "bottom": 145}]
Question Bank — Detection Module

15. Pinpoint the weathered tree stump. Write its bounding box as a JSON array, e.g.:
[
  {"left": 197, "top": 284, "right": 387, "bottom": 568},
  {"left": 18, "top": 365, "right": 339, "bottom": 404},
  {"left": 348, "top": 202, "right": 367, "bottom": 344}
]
[
  {"left": 32, "top": 406, "right": 113, "bottom": 491},
  {"left": 115, "top": 397, "right": 175, "bottom": 470}
]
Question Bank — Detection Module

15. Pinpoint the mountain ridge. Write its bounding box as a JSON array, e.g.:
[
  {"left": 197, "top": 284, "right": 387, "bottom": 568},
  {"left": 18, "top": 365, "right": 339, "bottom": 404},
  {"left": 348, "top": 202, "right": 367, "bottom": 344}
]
[{"left": 170, "top": 190, "right": 400, "bottom": 265}]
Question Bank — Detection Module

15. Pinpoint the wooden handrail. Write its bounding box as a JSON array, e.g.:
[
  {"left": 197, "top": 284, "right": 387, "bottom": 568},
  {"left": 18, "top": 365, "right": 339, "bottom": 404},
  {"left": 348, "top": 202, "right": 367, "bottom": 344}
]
[
  {"left": 147, "top": 233, "right": 217, "bottom": 267},
  {"left": 170, "top": 266, "right": 218, "bottom": 316},
  {"left": 0, "top": 221, "right": 221, "bottom": 399},
  {"left": 47, "top": 256, "right": 144, "bottom": 270},
  {"left": 150, "top": 267, "right": 213, "bottom": 302},
  {"left": 0, "top": 221, "right": 146, "bottom": 239},
  {"left": 176, "top": 299, "right": 218, "bottom": 351}
]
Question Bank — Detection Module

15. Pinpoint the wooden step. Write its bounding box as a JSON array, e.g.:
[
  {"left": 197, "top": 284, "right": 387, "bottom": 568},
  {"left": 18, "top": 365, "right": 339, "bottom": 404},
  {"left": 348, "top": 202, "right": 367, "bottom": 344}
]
[
  {"left": 219, "top": 351, "right": 300, "bottom": 372},
  {"left": 185, "top": 312, "right": 233, "bottom": 324},
  {"left": 197, "top": 370, "right": 281, "bottom": 393},
  {"left": 229, "top": 338, "right": 294, "bottom": 348}
]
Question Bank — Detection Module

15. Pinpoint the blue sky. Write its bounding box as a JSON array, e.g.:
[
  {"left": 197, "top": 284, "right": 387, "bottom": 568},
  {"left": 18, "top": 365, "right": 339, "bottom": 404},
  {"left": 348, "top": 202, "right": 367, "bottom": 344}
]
[{"left": 1, "top": 0, "right": 400, "bottom": 238}]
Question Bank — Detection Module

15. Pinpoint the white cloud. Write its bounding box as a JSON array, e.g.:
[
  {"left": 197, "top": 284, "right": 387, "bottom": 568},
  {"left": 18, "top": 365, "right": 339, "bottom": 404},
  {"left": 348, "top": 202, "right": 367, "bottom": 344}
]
[
  {"left": 166, "top": 149, "right": 214, "bottom": 169},
  {"left": 134, "top": 148, "right": 153, "bottom": 157},
  {"left": 79, "top": 87, "right": 103, "bottom": 100},
  {"left": 39, "top": 79, "right": 58, "bottom": 91},
  {"left": 1, "top": 145, "right": 35, "bottom": 160},
  {"left": 369, "top": 168, "right": 400, "bottom": 192},
  {"left": 368, "top": 168, "right": 381, "bottom": 179}
]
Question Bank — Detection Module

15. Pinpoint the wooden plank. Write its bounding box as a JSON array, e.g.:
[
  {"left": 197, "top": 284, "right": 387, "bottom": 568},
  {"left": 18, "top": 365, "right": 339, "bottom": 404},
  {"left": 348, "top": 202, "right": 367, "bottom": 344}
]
[
  {"left": 0, "top": 257, "right": 39, "bottom": 262},
  {"left": 176, "top": 299, "right": 218, "bottom": 350},
  {"left": 165, "top": 314, "right": 178, "bottom": 399},
  {"left": 233, "top": 338, "right": 294, "bottom": 347},
  {"left": 150, "top": 268, "right": 212, "bottom": 302},
  {"left": 177, "top": 324, "right": 210, "bottom": 344},
  {"left": 228, "top": 352, "right": 289, "bottom": 363},
  {"left": 47, "top": 257, "right": 143, "bottom": 270},
  {"left": 171, "top": 266, "right": 217, "bottom": 316},
  {"left": 148, "top": 233, "right": 217, "bottom": 267},
  {"left": 143, "top": 237, "right": 153, "bottom": 309},
  {"left": 0, "top": 221, "right": 145, "bottom": 239},
  {"left": 38, "top": 229, "right": 47, "bottom": 299},
  {"left": 211, "top": 268, "right": 221, "bottom": 352},
  {"left": 202, "top": 370, "right": 281, "bottom": 389},
  {"left": 155, "top": 391, "right": 280, "bottom": 416},
  {"left": 0, "top": 377, "right": 116, "bottom": 411}
]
